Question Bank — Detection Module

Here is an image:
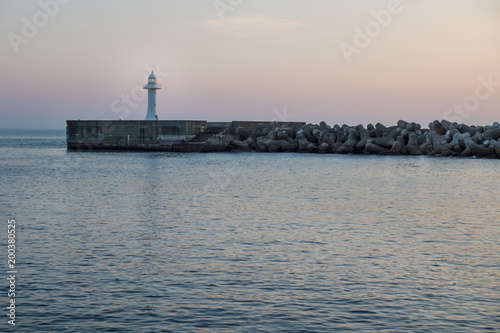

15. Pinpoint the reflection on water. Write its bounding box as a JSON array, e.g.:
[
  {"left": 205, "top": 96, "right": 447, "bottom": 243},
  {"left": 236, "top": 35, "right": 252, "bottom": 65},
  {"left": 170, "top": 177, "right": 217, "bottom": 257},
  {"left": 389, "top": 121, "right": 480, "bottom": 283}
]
[{"left": 1, "top": 129, "right": 499, "bottom": 332}]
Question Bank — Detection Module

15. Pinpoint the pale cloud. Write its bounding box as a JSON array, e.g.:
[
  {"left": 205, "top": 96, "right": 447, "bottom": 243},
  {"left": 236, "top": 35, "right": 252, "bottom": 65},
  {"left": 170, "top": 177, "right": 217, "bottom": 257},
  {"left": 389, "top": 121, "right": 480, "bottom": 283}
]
[{"left": 203, "top": 15, "right": 308, "bottom": 37}]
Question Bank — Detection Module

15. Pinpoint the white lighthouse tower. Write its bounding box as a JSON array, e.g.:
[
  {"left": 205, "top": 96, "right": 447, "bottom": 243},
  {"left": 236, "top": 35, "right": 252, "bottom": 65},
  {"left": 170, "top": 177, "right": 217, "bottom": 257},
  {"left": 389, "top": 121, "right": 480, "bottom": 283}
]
[{"left": 144, "top": 71, "right": 161, "bottom": 120}]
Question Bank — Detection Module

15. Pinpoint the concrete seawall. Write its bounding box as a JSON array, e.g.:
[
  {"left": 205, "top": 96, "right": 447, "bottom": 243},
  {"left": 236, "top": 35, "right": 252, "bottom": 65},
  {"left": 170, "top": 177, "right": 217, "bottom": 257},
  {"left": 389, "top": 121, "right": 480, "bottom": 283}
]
[
  {"left": 66, "top": 120, "right": 301, "bottom": 152},
  {"left": 67, "top": 119, "right": 500, "bottom": 158}
]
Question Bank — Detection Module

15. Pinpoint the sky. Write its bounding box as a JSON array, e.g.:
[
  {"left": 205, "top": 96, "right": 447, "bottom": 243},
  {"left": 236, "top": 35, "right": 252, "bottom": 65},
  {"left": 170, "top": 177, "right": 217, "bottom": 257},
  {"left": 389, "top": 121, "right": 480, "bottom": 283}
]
[{"left": 0, "top": 0, "right": 499, "bottom": 128}]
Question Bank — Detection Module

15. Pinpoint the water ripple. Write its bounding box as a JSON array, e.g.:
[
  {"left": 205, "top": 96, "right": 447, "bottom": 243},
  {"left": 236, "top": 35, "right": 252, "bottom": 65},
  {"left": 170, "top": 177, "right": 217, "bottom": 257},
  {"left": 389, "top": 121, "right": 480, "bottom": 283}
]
[{"left": 1, "top": 130, "right": 499, "bottom": 332}]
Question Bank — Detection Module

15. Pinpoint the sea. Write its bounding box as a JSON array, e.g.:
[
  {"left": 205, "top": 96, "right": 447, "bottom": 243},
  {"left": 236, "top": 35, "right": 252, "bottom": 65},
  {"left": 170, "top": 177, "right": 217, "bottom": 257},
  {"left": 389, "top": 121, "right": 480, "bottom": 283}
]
[{"left": 0, "top": 128, "right": 499, "bottom": 332}]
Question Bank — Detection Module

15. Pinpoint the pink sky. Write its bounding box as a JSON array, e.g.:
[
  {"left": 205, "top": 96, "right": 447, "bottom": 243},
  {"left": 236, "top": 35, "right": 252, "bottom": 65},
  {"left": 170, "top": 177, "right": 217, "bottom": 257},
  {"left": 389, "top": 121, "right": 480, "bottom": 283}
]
[{"left": 1, "top": 0, "right": 499, "bottom": 128}]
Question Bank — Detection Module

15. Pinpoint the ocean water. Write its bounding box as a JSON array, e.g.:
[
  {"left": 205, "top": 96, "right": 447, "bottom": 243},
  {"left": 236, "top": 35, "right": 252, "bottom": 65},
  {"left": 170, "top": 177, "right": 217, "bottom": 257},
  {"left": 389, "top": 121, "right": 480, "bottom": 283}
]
[{"left": 1, "top": 128, "right": 499, "bottom": 332}]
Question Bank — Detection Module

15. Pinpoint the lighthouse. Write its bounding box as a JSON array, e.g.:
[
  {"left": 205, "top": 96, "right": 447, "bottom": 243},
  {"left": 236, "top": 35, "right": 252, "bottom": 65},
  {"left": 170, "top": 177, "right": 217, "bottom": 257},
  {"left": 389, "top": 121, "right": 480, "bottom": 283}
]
[{"left": 144, "top": 71, "right": 161, "bottom": 120}]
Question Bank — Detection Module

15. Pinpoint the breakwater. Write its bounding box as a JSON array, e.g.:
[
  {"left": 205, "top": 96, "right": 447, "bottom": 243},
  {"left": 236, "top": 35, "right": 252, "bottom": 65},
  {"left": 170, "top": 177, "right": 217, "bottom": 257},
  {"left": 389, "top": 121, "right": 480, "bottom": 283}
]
[
  {"left": 67, "top": 119, "right": 500, "bottom": 158},
  {"left": 233, "top": 119, "right": 500, "bottom": 158}
]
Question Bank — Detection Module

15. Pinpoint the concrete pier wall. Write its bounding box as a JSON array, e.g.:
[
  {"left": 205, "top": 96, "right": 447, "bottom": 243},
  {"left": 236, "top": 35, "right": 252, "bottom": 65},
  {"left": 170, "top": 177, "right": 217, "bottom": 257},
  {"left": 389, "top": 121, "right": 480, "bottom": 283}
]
[
  {"left": 67, "top": 120, "right": 209, "bottom": 151},
  {"left": 66, "top": 120, "right": 307, "bottom": 152}
]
